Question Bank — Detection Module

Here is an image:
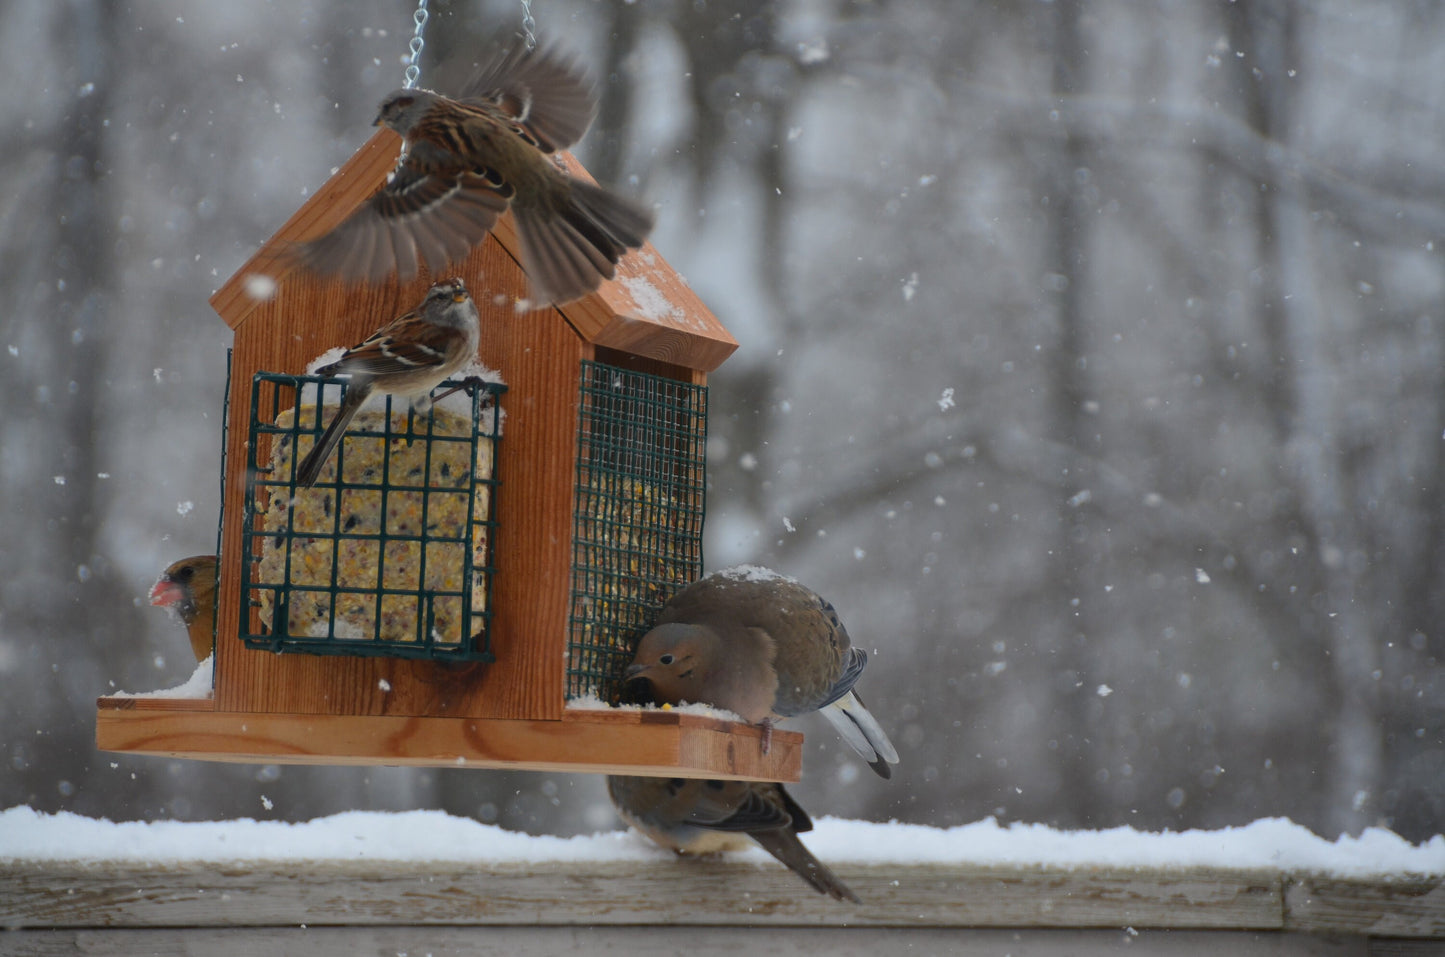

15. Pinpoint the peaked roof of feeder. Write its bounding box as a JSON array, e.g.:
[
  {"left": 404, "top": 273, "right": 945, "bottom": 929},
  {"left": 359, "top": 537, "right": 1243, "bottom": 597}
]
[{"left": 210, "top": 130, "right": 738, "bottom": 372}]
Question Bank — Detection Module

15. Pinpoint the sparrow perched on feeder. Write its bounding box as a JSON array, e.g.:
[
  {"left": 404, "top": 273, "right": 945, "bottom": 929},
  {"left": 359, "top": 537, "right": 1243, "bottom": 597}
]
[
  {"left": 623, "top": 567, "right": 900, "bottom": 779},
  {"left": 295, "top": 40, "right": 655, "bottom": 307},
  {"left": 296, "top": 277, "right": 480, "bottom": 488},
  {"left": 149, "top": 555, "right": 219, "bottom": 663},
  {"left": 607, "top": 775, "right": 860, "bottom": 903}
]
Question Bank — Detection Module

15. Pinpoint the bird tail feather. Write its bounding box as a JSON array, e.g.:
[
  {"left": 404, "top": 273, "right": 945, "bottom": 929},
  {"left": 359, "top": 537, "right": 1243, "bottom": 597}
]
[
  {"left": 821, "top": 690, "right": 900, "bottom": 780},
  {"left": 749, "top": 829, "right": 860, "bottom": 904},
  {"left": 514, "top": 179, "right": 654, "bottom": 305},
  {"left": 296, "top": 384, "right": 369, "bottom": 488},
  {"left": 565, "top": 177, "right": 655, "bottom": 251}
]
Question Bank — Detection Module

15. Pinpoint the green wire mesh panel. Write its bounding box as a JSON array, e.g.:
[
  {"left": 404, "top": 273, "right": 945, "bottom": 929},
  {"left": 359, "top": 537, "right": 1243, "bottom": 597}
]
[
  {"left": 240, "top": 371, "right": 505, "bottom": 662},
  {"left": 568, "top": 360, "right": 707, "bottom": 700}
]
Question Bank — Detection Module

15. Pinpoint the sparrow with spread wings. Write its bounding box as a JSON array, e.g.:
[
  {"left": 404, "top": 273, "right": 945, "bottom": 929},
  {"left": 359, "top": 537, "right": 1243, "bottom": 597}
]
[{"left": 296, "top": 40, "right": 654, "bottom": 307}]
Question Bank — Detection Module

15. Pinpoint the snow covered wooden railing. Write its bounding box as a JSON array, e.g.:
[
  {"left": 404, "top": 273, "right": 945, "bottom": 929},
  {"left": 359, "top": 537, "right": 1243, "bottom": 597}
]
[{"left": 1, "top": 811, "right": 1441, "bottom": 952}]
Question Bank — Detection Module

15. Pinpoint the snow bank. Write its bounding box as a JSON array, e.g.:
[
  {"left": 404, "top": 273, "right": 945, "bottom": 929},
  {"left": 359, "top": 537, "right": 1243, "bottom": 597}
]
[{"left": 0, "top": 807, "right": 1438, "bottom": 877}]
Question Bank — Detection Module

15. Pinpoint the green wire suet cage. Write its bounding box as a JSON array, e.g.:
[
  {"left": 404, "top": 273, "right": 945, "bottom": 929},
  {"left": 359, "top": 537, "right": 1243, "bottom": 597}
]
[
  {"left": 566, "top": 360, "right": 708, "bottom": 699},
  {"left": 239, "top": 371, "right": 505, "bottom": 662}
]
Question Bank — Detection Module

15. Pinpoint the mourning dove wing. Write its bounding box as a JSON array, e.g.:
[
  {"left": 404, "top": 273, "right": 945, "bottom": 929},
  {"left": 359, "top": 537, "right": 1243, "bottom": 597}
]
[
  {"left": 623, "top": 565, "right": 900, "bottom": 778},
  {"left": 606, "top": 775, "right": 860, "bottom": 903}
]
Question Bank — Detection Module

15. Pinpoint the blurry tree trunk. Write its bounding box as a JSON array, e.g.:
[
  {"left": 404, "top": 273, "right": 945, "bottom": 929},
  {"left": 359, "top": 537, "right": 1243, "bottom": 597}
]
[
  {"left": 1041, "top": 0, "right": 1102, "bottom": 827},
  {"left": 1231, "top": 1, "right": 1381, "bottom": 836},
  {"left": 0, "top": 0, "right": 148, "bottom": 809},
  {"left": 671, "top": 5, "right": 788, "bottom": 523},
  {"left": 1378, "top": 11, "right": 1445, "bottom": 843},
  {"left": 589, "top": 1, "right": 643, "bottom": 189}
]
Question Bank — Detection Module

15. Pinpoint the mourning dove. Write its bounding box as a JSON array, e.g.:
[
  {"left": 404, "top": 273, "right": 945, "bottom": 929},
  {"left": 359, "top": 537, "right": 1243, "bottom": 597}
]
[
  {"left": 623, "top": 566, "right": 900, "bottom": 778},
  {"left": 149, "top": 555, "right": 218, "bottom": 663},
  {"left": 607, "top": 775, "right": 860, "bottom": 903}
]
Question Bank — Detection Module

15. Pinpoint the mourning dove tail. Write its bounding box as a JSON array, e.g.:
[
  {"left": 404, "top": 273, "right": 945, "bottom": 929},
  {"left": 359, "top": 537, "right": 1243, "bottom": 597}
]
[
  {"left": 821, "top": 689, "right": 900, "bottom": 779},
  {"left": 748, "top": 827, "right": 861, "bottom": 904}
]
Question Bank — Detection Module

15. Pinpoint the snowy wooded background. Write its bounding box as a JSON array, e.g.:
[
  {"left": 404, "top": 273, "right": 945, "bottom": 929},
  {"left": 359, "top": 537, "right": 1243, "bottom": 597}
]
[{"left": 2, "top": 0, "right": 1442, "bottom": 845}]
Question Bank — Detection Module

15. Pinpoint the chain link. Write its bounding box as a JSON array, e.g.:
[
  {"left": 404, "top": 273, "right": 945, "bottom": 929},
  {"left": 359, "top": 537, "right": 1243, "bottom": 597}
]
[
  {"left": 520, "top": 0, "right": 537, "bottom": 51},
  {"left": 402, "top": 0, "right": 430, "bottom": 90}
]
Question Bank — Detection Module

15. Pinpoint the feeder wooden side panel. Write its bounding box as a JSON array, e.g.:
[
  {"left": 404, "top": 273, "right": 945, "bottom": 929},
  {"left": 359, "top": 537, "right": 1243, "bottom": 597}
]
[
  {"left": 213, "top": 225, "right": 571, "bottom": 722},
  {"left": 471, "top": 295, "right": 582, "bottom": 723},
  {"left": 213, "top": 268, "right": 444, "bottom": 719},
  {"left": 210, "top": 128, "right": 455, "bottom": 721}
]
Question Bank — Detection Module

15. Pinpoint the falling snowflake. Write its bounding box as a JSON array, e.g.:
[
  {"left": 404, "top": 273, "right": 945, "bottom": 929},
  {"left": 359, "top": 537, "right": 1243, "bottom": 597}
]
[
  {"left": 902, "top": 271, "right": 920, "bottom": 302},
  {"left": 243, "top": 273, "right": 277, "bottom": 301},
  {"left": 796, "top": 39, "right": 829, "bottom": 63}
]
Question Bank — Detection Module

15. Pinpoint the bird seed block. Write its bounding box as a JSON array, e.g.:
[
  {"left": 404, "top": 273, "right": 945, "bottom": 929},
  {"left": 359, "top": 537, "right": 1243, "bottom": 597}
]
[
  {"left": 254, "top": 404, "right": 493, "bottom": 650},
  {"left": 568, "top": 476, "right": 698, "bottom": 697}
]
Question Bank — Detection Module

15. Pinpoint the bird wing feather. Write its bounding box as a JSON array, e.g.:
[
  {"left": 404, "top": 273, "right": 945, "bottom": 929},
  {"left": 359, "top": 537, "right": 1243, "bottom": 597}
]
[{"left": 458, "top": 41, "right": 597, "bottom": 153}]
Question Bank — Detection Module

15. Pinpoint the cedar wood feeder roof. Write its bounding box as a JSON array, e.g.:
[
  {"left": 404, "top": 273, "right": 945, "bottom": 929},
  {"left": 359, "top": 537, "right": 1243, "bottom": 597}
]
[{"left": 96, "top": 130, "right": 802, "bottom": 782}]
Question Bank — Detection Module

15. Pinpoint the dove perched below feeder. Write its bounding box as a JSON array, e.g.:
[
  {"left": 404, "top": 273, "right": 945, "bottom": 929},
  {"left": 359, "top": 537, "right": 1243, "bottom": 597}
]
[
  {"left": 607, "top": 774, "right": 860, "bottom": 903},
  {"left": 623, "top": 566, "right": 900, "bottom": 779}
]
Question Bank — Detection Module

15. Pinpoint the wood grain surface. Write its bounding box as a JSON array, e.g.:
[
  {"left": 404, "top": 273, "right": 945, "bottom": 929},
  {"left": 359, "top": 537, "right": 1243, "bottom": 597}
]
[{"left": 94, "top": 700, "right": 803, "bottom": 780}]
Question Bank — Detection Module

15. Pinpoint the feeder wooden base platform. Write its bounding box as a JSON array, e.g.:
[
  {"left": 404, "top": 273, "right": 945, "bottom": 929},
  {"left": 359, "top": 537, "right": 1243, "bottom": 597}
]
[{"left": 95, "top": 697, "right": 801, "bottom": 781}]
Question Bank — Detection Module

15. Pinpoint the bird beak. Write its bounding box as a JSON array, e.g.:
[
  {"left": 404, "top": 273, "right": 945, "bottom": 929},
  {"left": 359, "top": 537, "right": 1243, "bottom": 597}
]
[
  {"left": 149, "top": 577, "right": 181, "bottom": 607},
  {"left": 623, "top": 663, "right": 649, "bottom": 682},
  {"left": 452, "top": 292, "right": 469, "bottom": 303},
  {"left": 372, "top": 112, "right": 384, "bottom": 128}
]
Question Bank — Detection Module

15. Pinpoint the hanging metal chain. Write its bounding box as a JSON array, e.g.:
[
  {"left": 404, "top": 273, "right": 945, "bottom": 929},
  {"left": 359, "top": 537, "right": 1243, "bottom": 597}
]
[
  {"left": 402, "top": 0, "right": 430, "bottom": 90},
  {"left": 520, "top": 0, "right": 537, "bottom": 50}
]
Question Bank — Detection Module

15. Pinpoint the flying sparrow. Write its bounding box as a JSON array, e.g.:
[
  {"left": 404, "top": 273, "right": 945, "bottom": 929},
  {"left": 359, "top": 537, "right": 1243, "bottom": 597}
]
[
  {"left": 150, "top": 555, "right": 220, "bottom": 664},
  {"left": 295, "top": 278, "right": 481, "bottom": 488},
  {"left": 295, "top": 41, "right": 655, "bottom": 306}
]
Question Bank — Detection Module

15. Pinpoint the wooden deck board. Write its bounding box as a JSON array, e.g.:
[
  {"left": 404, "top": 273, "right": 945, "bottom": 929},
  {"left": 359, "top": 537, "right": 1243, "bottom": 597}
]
[
  {"left": 0, "top": 927, "right": 1378, "bottom": 957},
  {"left": 2, "top": 857, "right": 1437, "bottom": 946},
  {"left": 1, "top": 859, "right": 1285, "bottom": 930}
]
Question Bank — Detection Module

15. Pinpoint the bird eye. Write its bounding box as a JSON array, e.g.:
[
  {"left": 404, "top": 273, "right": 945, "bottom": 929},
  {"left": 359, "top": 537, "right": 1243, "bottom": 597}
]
[
  {"left": 174, "top": 567, "right": 193, "bottom": 583},
  {"left": 659, "top": 654, "right": 675, "bottom": 665}
]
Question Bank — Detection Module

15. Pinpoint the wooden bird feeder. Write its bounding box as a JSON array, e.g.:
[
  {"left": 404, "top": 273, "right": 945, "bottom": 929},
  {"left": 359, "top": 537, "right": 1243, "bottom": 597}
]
[{"left": 95, "top": 129, "right": 801, "bottom": 781}]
